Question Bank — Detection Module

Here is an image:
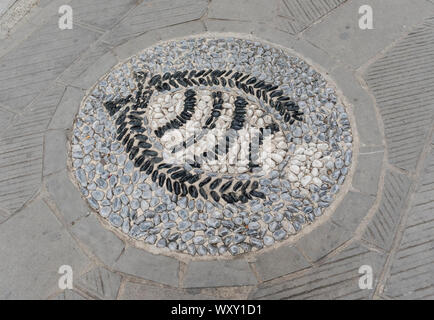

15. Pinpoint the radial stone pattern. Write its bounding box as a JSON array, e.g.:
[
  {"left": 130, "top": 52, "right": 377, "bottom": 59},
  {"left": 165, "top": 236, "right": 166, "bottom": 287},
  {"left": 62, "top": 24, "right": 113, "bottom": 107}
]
[{"left": 71, "top": 36, "right": 354, "bottom": 257}]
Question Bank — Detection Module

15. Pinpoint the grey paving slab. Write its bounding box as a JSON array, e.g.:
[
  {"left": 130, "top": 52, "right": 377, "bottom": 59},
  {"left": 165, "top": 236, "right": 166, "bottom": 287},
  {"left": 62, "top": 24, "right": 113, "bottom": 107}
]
[
  {"left": 48, "top": 86, "right": 85, "bottom": 130},
  {"left": 112, "top": 20, "right": 206, "bottom": 61},
  {"left": 331, "top": 65, "right": 383, "bottom": 147},
  {"left": 0, "top": 1, "right": 17, "bottom": 17},
  {"left": 253, "top": 245, "right": 311, "bottom": 282},
  {"left": 0, "top": 0, "right": 38, "bottom": 36},
  {"left": 0, "top": 106, "right": 14, "bottom": 131},
  {"left": 0, "top": 199, "right": 89, "bottom": 299},
  {"left": 58, "top": 42, "right": 116, "bottom": 89},
  {"left": 296, "top": 220, "right": 352, "bottom": 262},
  {"left": 45, "top": 170, "right": 90, "bottom": 224},
  {"left": 23, "top": 0, "right": 71, "bottom": 27},
  {"left": 384, "top": 144, "right": 434, "bottom": 299},
  {"left": 304, "top": 0, "right": 434, "bottom": 68},
  {"left": 250, "top": 243, "right": 385, "bottom": 300},
  {"left": 0, "top": 19, "right": 98, "bottom": 111},
  {"left": 51, "top": 289, "right": 89, "bottom": 300},
  {"left": 0, "top": 207, "right": 10, "bottom": 223},
  {"left": 70, "top": 214, "right": 125, "bottom": 267},
  {"left": 276, "top": 0, "right": 347, "bottom": 34},
  {"left": 119, "top": 282, "right": 218, "bottom": 300},
  {"left": 363, "top": 170, "right": 412, "bottom": 251},
  {"left": 208, "top": 0, "right": 280, "bottom": 23},
  {"left": 43, "top": 129, "right": 67, "bottom": 176},
  {"left": 352, "top": 151, "right": 384, "bottom": 196},
  {"left": 0, "top": 84, "right": 65, "bottom": 213},
  {"left": 113, "top": 246, "right": 179, "bottom": 287},
  {"left": 101, "top": 0, "right": 208, "bottom": 46},
  {"left": 72, "top": 0, "right": 138, "bottom": 30},
  {"left": 183, "top": 259, "right": 257, "bottom": 288},
  {"left": 331, "top": 191, "right": 375, "bottom": 232},
  {"left": 76, "top": 266, "right": 121, "bottom": 300},
  {"left": 364, "top": 16, "right": 434, "bottom": 172}
]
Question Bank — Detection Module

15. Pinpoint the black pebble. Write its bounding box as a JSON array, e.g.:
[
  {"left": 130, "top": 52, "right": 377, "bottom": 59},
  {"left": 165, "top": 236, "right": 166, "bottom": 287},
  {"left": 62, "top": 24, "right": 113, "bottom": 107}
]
[
  {"left": 210, "top": 191, "right": 220, "bottom": 202},
  {"left": 199, "top": 177, "right": 212, "bottom": 187},
  {"left": 251, "top": 181, "right": 259, "bottom": 190},
  {"left": 210, "top": 178, "right": 222, "bottom": 190},
  {"left": 140, "top": 159, "right": 151, "bottom": 172},
  {"left": 188, "top": 185, "right": 198, "bottom": 198},
  {"left": 158, "top": 173, "right": 166, "bottom": 187},
  {"left": 219, "top": 180, "right": 233, "bottom": 193},
  {"left": 129, "top": 147, "right": 139, "bottom": 160},
  {"left": 145, "top": 163, "right": 154, "bottom": 175},
  {"left": 188, "top": 174, "right": 200, "bottom": 184},
  {"left": 181, "top": 183, "right": 188, "bottom": 196},
  {"left": 233, "top": 181, "right": 243, "bottom": 191},
  {"left": 134, "top": 155, "right": 145, "bottom": 167},
  {"left": 199, "top": 187, "right": 208, "bottom": 199},
  {"left": 166, "top": 177, "right": 173, "bottom": 192},
  {"left": 241, "top": 180, "right": 251, "bottom": 191},
  {"left": 250, "top": 190, "right": 266, "bottom": 199},
  {"left": 151, "top": 170, "right": 159, "bottom": 182},
  {"left": 221, "top": 194, "right": 233, "bottom": 204},
  {"left": 174, "top": 181, "right": 181, "bottom": 195}
]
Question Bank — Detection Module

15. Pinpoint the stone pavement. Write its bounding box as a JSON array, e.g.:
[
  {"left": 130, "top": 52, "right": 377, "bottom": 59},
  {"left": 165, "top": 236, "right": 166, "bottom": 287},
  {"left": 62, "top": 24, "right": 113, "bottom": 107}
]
[{"left": 0, "top": 0, "right": 433, "bottom": 300}]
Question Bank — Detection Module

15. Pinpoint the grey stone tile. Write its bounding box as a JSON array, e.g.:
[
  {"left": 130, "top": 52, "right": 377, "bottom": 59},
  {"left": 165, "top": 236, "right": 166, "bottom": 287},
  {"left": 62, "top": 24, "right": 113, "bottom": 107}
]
[
  {"left": 0, "top": 0, "right": 16, "bottom": 17},
  {"left": 113, "top": 247, "right": 179, "bottom": 287},
  {"left": 113, "top": 20, "right": 206, "bottom": 61},
  {"left": 331, "top": 191, "right": 375, "bottom": 232},
  {"left": 363, "top": 170, "right": 412, "bottom": 250},
  {"left": 289, "top": 38, "right": 338, "bottom": 73},
  {"left": 111, "top": 29, "right": 161, "bottom": 62},
  {"left": 0, "top": 207, "right": 10, "bottom": 224},
  {"left": 364, "top": 16, "right": 434, "bottom": 172},
  {"left": 0, "top": 84, "right": 65, "bottom": 213},
  {"left": 275, "top": 0, "right": 347, "bottom": 34},
  {"left": 48, "top": 86, "right": 85, "bottom": 130},
  {"left": 25, "top": 0, "right": 73, "bottom": 27},
  {"left": 183, "top": 259, "right": 257, "bottom": 288},
  {"left": 76, "top": 267, "right": 121, "bottom": 300},
  {"left": 208, "top": 0, "right": 280, "bottom": 23},
  {"left": 59, "top": 42, "right": 115, "bottom": 89},
  {"left": 296, "top": 221, "right": 352, "bottom": 262},
  {"left": 0, "top": 107, "right": 14, "bottom": 131},
  {"left": 73, "top": 0, "right": 137, "bottom": 30},
  {"left": 303, "top": 0, "right": 434, "bottom": 68},
  {"left": 331, "top": 65, "right": 383, "bottom": 147},
  {"left": 45, "top": 170, "right": 89, "bottom": 224},
  {"left": 254, "top": 245, "right": 311, "bottom": 281},
  {"left": 156, "top": 20, "right": 206, "bottom": 45},
  {"left": 0, "top": 20, "right": 98, "bottom": 111},
  {"left": 70, "top": 50, "right": 118, "bottom": 90},
  {"left": 70, "top": 214, "right": 124, "bottom": 267},
  {"left": 250, "top": 242, "right": 385, "bottom": 299},
  {"left": 119, "top": 282, "right": 217, "bottom": 300},
  {"left": 0, "top": 199, "right": 89, "bottom": 299},
  {"left": 101, "top": 0, "right": 208, "bottom": 46},
  {"left": 353, "top": 151, "right": 384, "bottom": 196},
  {"left": 51, "top": 289, "right": 89, "bottom": 300},
  {"left": 205, "top": 19, "right": 259, "bottom": 34},
  {"left": 43, "top": 129, "right": 67, "bottom": 176},
  {"left": 384, "top": 147, "right": 434, "bottom": 299}
]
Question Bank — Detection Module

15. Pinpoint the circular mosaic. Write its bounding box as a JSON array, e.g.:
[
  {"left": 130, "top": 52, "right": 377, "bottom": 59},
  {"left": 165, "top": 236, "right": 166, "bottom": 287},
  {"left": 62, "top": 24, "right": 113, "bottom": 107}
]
[{"left": 70, "top": 35, "right": 354, "bottom": 257}]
